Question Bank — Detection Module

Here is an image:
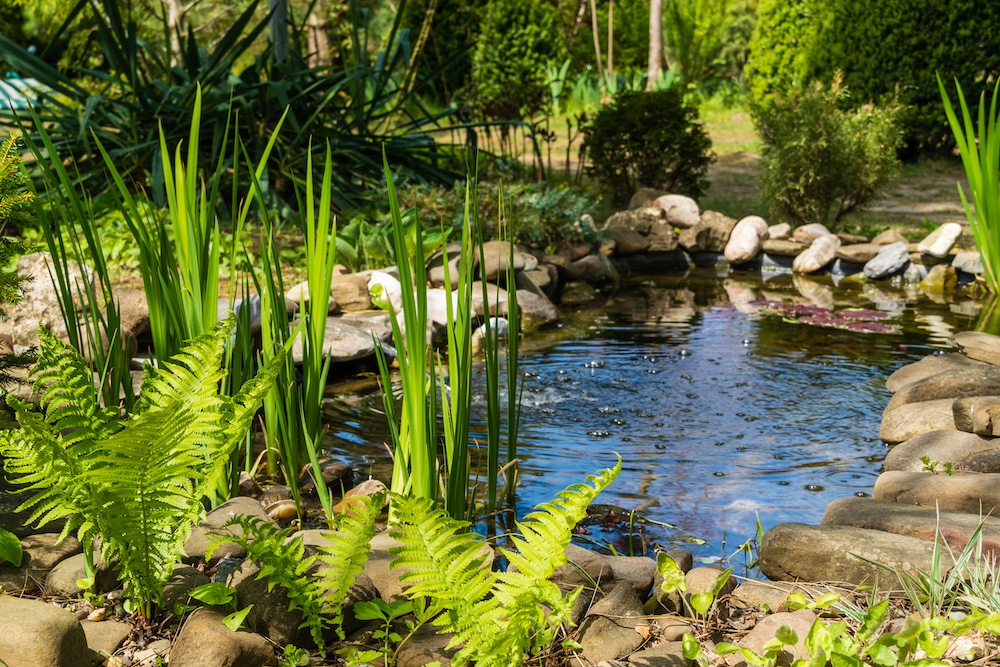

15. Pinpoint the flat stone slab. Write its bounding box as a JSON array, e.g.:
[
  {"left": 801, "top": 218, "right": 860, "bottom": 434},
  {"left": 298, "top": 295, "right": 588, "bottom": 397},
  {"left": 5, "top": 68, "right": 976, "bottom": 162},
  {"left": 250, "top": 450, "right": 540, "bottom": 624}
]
[
  {"left": 873, "top": 471, "right": 1000, "bottom": 514},
  {"left": 759, "top": 523, "right": 947, "bottom": 586},
  {"left": 953, "top": 396, "right": 1000, "bottom": 435},
  {"left": 880, "top": 398, "right": 955, "bottom": 445},
  {"left": 761, "top": 239, "right": 807, "bottom": 257},
  {"left": 885, "top": 353, "right": 984, "bottom": 394},
  {"left": 822, "top": 497, "right": 1000, "bottom": 557},
  {"left": 885, "top": 429, "right": 1000, "bottom": 473},
  {"left": 884, "top": 365, "right": 1000, "bottom": 412},
  {"left": 954, "top": 331, "right": 1000, "bottom": 365},
  {"left": 290, "top": 318, "right": 377, "bottom": 363},
  {"left": 835, "top": 243, "right": 881, "bottom": 264}
]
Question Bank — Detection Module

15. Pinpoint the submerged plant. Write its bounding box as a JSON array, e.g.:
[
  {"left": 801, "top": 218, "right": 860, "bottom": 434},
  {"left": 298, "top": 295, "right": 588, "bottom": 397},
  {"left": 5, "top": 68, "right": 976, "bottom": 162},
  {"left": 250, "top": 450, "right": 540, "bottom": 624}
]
[{"left": 0, "top": 317, "right": 281, "bottom": 617}]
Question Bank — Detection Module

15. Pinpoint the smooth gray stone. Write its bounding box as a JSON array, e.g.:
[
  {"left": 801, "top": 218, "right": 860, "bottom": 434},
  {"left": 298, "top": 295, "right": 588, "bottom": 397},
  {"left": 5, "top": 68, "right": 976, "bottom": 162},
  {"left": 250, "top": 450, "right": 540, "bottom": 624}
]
[
  {"left": 885, "top": 353, "right": 984, "bottom": 393},
  {"left": 874, "top": 470, "right": 1000, "bottom": 514},
  {"left": 885, "top": 429, "right": 1000, "bottom": 473},
  {"left": 880, "top": 398, "right": 955, "bottom": 445},
  {"left": 886, "top": 365, "right": 1000, "bottom": 412},
  {"left": 954, "top": 331, "right": 1000, "bottom": 365},
  {"left": 863, "top": 241, "right": 910, "bottom": 279},
  {"left": 953, "top": 250, "right": 984, "bottom": 275}
]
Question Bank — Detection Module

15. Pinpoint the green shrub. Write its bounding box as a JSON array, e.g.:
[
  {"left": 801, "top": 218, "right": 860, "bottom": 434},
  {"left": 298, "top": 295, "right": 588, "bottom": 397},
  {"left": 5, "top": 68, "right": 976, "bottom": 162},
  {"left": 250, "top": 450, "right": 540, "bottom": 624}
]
[
  {"left": 756, "top": 75, "right": 903, "bottom": 226},
  {"left": 664, "top": 0, "right": 756, "bottom": 91},
  {"left": 746, "top": 0, "right": 1000, "bottom": 154},
  {"left": 583, "top": 88, "right": 713, "bottom": 207}
]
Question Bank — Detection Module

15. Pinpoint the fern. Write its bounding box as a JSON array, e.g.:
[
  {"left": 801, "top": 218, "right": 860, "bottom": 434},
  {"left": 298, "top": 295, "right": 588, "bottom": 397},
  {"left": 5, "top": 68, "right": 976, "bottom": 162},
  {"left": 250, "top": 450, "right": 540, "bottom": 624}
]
[
  {"left": 388, "top": 457, "right": 622, "bottom": 667},
  {"left": 0, "top": 132, "right": 32, "bottom": 229},
  {"left": 210, "top": 491, "right": 383, "bottom": 653},
  {"left": 0, "top": 317, "right": 282, "bottom": 618}
]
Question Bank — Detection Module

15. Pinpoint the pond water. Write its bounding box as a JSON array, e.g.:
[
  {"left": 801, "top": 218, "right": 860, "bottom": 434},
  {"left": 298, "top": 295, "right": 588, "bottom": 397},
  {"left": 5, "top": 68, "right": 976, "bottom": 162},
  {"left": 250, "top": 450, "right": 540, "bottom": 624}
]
[{"left": 321, "top": 269, "right": 988, "bottom": 566}]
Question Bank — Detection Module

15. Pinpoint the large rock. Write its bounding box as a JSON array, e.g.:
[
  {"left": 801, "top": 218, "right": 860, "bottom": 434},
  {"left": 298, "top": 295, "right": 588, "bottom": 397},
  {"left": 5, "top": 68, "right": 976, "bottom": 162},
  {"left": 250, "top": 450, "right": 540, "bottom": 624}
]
[
  {"left": 835, "top": 243, "right": 881, "bottom": 264},
  {"left": 426, "top": 288, "right": 460, "bottom": 327},
  {"left": 516, "top": 266, "right": 558, "bottom": 301},
  {"left": 792, "top": 235, "right": 840, "bottom": 274},
  {"left": 885, "top": 353, "right": 984, "bottom": 393},
  {"left": 767, "top": 223, "right": 792, "bottom": 240},
  {"left": 627, "top": 642, "right": 689, "bottom": 667},
  {"left": 954, "top": 331, "right": 1000, "bottom": 366},
  {"left": 953, "top": 251, "right": 984, "bottom": 275},
  {"left": 610, "top": 226, "right": 650, "bottom": 255},
  {"left": 885, "top": 365, "right": 1000, "bottom": 411},
  {"left": 739, "top": 610, "right": 817, "bottom": 664},
  {"left": 762, "top": 239, "right": 807, "bottom": 257},
  {"left": 184, "top": 497, "right": 271, "bottom": 565},
  {"left": 0, "top": 534, "right": 82, "bottom": 592},
  {"left": 759, "top": 523, "right": 948, "bottom": 585},
  {"left": 653, "top": 195, "right": 700, "bottom": 229},
  {"left": 577, "top": 581, "right": 646, "bottom": 664},
  {"left": 471, "top": 282, "right": 507, "bottom": 317},
  {"left": 916, "top": 222, "right": 963, "bottom": 258},
  {"left": 169, "top": 607, "right": 275, "bottom": 667},
  {"left": 871, "top": 229, "right": 907, "bottom": 246},
  {"left": 822, "top": 497, "right": 1000, "bottom": 556},
  {"left": 874, "top": 470, "right": 1000, "bottom": 514},
  {"left": 607, "top": 208, "right": 666, "bottom": 236},
  {"left": 395, "top": 623, "right": 455, "bottom": 667},
  {"left": 0, "top": 253, "right": 95, "bottom": 350},
  {"left": 0, "top": 595, "right": 90, "bottom": 667},
  {"left": 863, "top": 241, "right": 909, "bottom": 279},
  {"left": 724, "top": 216, "right": 768, "bottom": 264},
  {"left": 162, "top": 564, "right": 211, "bottom": 611},
  {"left": 553, "top": 543, "right": 615, "bottom": 590},
  {"left": 367, "top": 271, "right": 403, "bottom": 311},
  {"left": 476, "top": 241, "right": 526, "bottom": 280},
  {"left": 339, "top": 311, "right": 393, "bottom": 345},
  {"left": 81, "top": 618, "right": 131, "bottom": 660},
  {"left": 677, "top": 211, "right": 736, "bottom": 253},
  {"left": 921, "top": 265, "right": 959, "bottom": 295},
  {"left": 880, "top": 398, "right": 955, "bottom": 444},
  {"left": 791, "top": 223, "right": 832, "bottom": 244},
  {"left": 885, "top": 430, "right": 1000, "bottom": 473},
  {"left": 572, "top": 254, "right": 620, "bottom": 287},
  {"left": 330, "top": 274, "right": 372, "bottom": 312},
  {"left": 607, "top": 556, "right": 656, "bottom": 600},
  {"left": 289, "top": 318, "right": 377, "bottom": 364},
  {"left": 953, "top": 396, "right": 1000, "bottom": 435},
  {"left": 116, "top": 287, "right": 151, "bottom": 338}
]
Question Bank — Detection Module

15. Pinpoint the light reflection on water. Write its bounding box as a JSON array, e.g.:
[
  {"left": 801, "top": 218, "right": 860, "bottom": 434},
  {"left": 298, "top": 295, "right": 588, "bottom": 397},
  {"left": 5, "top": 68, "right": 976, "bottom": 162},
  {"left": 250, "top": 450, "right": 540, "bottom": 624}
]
[{"left": 321, "top": 270, "right": 985, "bottom": 562}]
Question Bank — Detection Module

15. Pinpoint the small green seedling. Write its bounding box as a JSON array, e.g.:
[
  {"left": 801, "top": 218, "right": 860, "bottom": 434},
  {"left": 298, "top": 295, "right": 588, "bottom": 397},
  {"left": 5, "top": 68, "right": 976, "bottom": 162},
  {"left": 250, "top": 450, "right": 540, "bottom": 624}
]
[
  {"left": 786, "top": 591, "right": 841, "bottom": 611},
  {"left": 278, "top": 644, "right": 310, "bottom": 667},
  {"left": 184, "top": 582, "right": 253, "bottom": 631},
  {"left": 354, "top": 598, "right": 415, "bottom": 658}
]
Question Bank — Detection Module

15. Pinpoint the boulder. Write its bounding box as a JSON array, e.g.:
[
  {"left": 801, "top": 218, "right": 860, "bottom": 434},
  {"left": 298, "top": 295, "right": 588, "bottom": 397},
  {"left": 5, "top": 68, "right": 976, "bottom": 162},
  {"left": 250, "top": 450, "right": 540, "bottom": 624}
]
[
  {"left": 426, "top": 288, "right": 460, "bottom": 327},
  {"left": 863, "top": 242, "right": 909, "bottom": 279},
  {"left": 611, "top": 227, "right": 650, "bottom": 255},
  {"left": 577, "top": 581, "right": 646, "bottom": 664},
  {"left": 607, "top": 556, "right": 657, "bottom": 600},
  {"left": 472, "top": 282, "right": 508, "bottom": 317},
  {"left": 339, "top": 311, "right": 393, "bottom": 345},
  {"left": 330, "top": 275, "right": 372, "bottom": 312},
  {"left": 285, "top": 282, "right": 338, "bottom": 313},
  {"left": 168, "top": 607, "right": 275, "bottom": 667},
  {"left": 184, "top": 497, "right": 271, "bottom": 565},
  {"left": 762, "top": 239, "right": 807, "bottom": 257},
  {"left": 724, "top": 216, "right": 769, "bottom": 264},
  {"left": 835, "top": 243, "right": 881, "bottom": 264},
  {"left": 516, "top": 267, "right": 558, "bottom": 300},
  {"left": 677, "top": 211, "right": 736, "bottom": 253},
  {"left": 0, "top": 534, "right": 82, "bottom": 593},
  {"left": 767, "top": 223, "right": 792, "bottom": 240},
  {"left": 954, "top": 331, "right": 1000, "bottom": 366},
  {"left": 885, "top": 365, "right": 1000, "bottom": 411},
  {"left": 880, "top": 398, "right": 956, "bottom": 444},
  {"left": 476, "top": 241, "right": 526, "bottom": 280},
  {"left": 0, "top": 595, "right": 90, "bottom": 667},
  {"left": 885, "top": 353, "right": 983, "bottom": 393},
  {"left": 116, "top": 288, "right": 151, "bottom": 338},
  {"left": 629, "top": 188, "right": 667, "bottom": 210},
  {"left": 289, "top": 318, "right": 377, "bottom": 364},
  {"left": 916, "top": 222, "right": 963, "bottom": 258},
  {"left": 729, "top": 580, "right": 803, "bottom": 614},
  {"left": 759, "top": 523, "right": 948, "bottom": 585},
  {"left": 791, "top": 223, "right": 832, "bottom": 244},
  {"left": 822, "top": 497, "right": 1000, "bottom": 557},
  {"left": 837, "top": 233, "right": 870, "bottom": 245},
  {"left": 553, "top": 543, "right": 615, "bottom": 589},
  {"left": 885, "top": 430, "right": 1000, "bottom": 473},
  {"left": 81, "top": 618, "right": 131, "bottom": 660},
  {"left": 396, "top": 623, "right": 455, "bottom": 667},
  {"left": 627, "top": 642, "right": 689, "bottom": 667},
  {"left": 953, "top": 396, "right": 1000, "bottom": 435},
  {"left": 572, "top": 254, "right": 620, "bottom": 287},
  {"left": 161, "top": 564, "right": 211, "bottom": 611},
  {"left": 512, "top": 290, "right": 559, "bottom": 331},
  {"left": 652, "top": 195, "right": 700, "bottom": 229},
  {"left": 0, "top": 253, "right": 95, "bottom": 350},
  {"left": 953, "top": 251, "right": 984, "bottom": 276},
  {"left": 871, "top": 229, "right": 907, "bottom": 246},
  {"left": 792, "top": 235, "right": 839, "bottom": 274},
  {"left": 910, "top": 251, "right": 952, "bottom": 267},
  {"left": 607, "top": 209, "right": 665, "bottom": 236},
  {"left": 739, "top": 611, "right": 817, "bottom": 664},
  {"left": 874, "top": 470, "right": 1000, "bottom": 514}
]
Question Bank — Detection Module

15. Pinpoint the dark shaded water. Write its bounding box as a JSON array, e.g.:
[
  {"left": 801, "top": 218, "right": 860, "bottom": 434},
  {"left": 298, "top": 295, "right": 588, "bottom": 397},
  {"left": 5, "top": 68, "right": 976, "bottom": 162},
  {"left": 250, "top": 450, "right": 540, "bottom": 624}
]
[{"left": 321, "top": 270, "right": 986, "bottom": 564}]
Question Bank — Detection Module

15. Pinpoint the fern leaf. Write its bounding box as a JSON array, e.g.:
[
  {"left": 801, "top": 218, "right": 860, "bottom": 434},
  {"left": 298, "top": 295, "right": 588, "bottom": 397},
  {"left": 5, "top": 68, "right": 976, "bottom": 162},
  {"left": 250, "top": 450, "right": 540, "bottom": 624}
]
[{"left": 315, "top": 491, "right": 384, "bottom": 639}]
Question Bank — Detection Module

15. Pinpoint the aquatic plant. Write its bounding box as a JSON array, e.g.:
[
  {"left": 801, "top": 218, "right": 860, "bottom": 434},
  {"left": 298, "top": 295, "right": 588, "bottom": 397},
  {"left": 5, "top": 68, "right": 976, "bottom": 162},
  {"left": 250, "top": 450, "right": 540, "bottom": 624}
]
[
  {"left": 939, "top": 75, "right": 1000, "bottom": 293},
  {"left": 0, "top": 318, "right": 281, "bottom": 618},
  {"left": 747, "top": 301, "right": 899, "bottom": 334}
]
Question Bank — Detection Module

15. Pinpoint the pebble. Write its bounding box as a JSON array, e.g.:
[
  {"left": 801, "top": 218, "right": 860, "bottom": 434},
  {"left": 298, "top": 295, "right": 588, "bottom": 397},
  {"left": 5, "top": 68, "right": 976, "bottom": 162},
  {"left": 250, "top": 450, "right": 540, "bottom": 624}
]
[{"left": 87, "top": 608, "right": 106, "bottom": 622}]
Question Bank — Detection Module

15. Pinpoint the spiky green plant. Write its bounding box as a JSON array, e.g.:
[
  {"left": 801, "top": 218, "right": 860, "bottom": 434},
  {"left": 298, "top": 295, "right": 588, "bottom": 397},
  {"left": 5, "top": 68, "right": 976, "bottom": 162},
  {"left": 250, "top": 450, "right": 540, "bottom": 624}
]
[
  {"left": 210, "top": 491, "right": 384, "bottom": 654},
  {"left": 0, "top": 131, "right": 35, "bottom": 386},
  {"left": 0, "top": 317, "right": 282, "bottom": 618},
  {"left": 389, "top": 456, "right": 622, "bottom": 667}
]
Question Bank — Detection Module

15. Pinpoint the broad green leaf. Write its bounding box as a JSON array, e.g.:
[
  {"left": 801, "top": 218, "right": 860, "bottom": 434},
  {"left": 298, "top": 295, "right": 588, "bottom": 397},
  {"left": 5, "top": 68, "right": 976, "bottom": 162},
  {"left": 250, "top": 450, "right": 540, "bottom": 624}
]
[
  {"left": 977, "top": 613, "right": 1000, "bottom": 635},
  {"left": 656, "top": 551, "right": 686, "bottom": 595},
  {"left": 740, "top": 647, "right": 770, "bottom": 667},
  {"left": 917, "top": 631, "right": 949, "bottom": 659},
  {"left": 715, "top": 642, "right": 741, "bottom": 656},
  {"left": 859, "top": 599, "right": 889, "bottom": 642},
  {"left": 0, "top": 529, "right": 21, "bottom": 567},
  {"left": 866, "top": 641, "right": 897, "bottom": 667},
  {"left": 898, "top": 616, "right": 922, "bottom": 640},
  {"left": 221, "top": 605, "right": 252, "bottom": 631},
  {"left": 813, "top": 593, "right": 841, "bottom": 609},
  {"left": 775, "top": 624, "right": 799, "bottom": 646},
  {"left": 561, "top": 639, "right": 582, "bottom": 650},
  {"left": 353, "top": 600, "right": 387, "bottom": 621},
  {"left": 787, "top": 591, "right": 808, "bottom": 611},
  {"left": 831, "top": 651, "right": 864, "bottom": 667},
  {"left": 387, "top": 599, "right": 414, "bottom": 617},
  {"left": 690, "top": 592, "right": 714, "bottom": 616},
  {"left": 682, "top": 633, "right": 702, "bottom": 661},
  {"left": 899, "top": 661, "right": 949, "bottom": 667},
  {"left": 188, "top": 582, "right": 235, "bottom": 606}
]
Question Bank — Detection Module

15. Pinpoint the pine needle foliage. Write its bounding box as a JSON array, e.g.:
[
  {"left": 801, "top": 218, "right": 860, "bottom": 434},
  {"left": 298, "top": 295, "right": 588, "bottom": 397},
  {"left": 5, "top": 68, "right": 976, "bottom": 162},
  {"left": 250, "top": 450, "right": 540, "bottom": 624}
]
[
  {"left": 0, "top": 317, "right": 282, "bottom": 618},
  {"left": 210, "top": 491, "right": 384, "bottom": 654},
  {"left": 389, "top": 457, "right": 622, "bottom": 667}
]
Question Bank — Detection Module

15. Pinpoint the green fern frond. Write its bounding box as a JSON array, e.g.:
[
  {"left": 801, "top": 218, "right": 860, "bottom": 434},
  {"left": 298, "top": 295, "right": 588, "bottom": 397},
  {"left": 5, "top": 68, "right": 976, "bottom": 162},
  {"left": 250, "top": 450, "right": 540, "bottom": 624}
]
[
  {"left": 315, "top": 491, "right": 385, "bottom": 639},
  {"left": 0, "top": 132, "right": 32, "bottom": 229},
  {"left": 208, "top": 515, "right": 329, "bottom": 652}
]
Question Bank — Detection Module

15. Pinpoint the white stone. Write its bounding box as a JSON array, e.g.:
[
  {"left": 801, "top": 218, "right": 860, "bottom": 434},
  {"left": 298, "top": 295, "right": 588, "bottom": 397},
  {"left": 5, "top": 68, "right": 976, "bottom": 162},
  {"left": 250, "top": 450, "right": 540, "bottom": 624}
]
[
  {"left": 367, "top": 271, "right": 403, "bottom": 311},
  {"left": 767, "top": 222, "right": 791, "bottom": 240},
  {"left": 724, "top": 216, "right": 769, "bottom": 264},
  {"left": 652, "top": 195, "right": 700, "bottom": 228},
  {"left": 425, "top": 289, "right": 460, "bottom": 327},
  {"left": 792, "top": 234, "right": 840, "bottom": 273},
  {"left": 792, "top": 223, "right": 833, "bottom": 244},
  {"left": 916, "top": 222, "right": 963, "bottom": 258}
]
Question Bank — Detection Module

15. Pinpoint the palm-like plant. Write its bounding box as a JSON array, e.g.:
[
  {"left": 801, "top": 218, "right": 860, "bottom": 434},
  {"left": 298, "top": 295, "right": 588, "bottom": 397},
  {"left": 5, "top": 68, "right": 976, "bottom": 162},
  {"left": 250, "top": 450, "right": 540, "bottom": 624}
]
[{"left": 0, "top": 317, "right": 282, "bottom": 618}]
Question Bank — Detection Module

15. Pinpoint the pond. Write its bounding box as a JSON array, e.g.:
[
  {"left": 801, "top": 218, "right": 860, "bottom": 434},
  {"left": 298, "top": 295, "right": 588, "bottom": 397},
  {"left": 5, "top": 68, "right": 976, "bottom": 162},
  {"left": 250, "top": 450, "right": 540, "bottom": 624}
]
[{"left": 320, "top": 269, "right": 986, "bottom": 566}]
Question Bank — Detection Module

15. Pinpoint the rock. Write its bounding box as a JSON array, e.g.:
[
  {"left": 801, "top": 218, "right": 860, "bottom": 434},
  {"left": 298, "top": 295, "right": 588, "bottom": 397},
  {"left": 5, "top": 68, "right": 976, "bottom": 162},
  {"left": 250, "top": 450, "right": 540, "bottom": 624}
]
[
  {"left": 646, "top": 222, "right": 681, "bottom": 253},
  {"left": 561, "top": 281, "right": 598, "bottom": 305},
  {"left": 330, "top": 275, "right": 372, "bottom": 312},
  {"left": 0, "top": 595, "right": 90, "bottom": 667},
  {"left": 886, "top": 365, "right": 1000, "bottom": 411},
  {"left": 396, "top": 623, "right": 455, "bottom": 667},
  {"left": 169, "top": 607, "right": 275, "bottom": 667},
  {"left": 572, "top": 254, "right": 620, "bottom": 287},
  {"left": 792, "top": 235, "right": 839, "bottom": 274},
  {"left": 185, "top": 497, "right": 271, "bottom": 565},
  {"left": 837, "top": 233, "right": 870, "bottom": 245},
  {"left": 81, "top": 618, "right": 131, "bottom": 660},
  {"left": 835, "top": 243, "right": 881, "bottom": 264},
  {"left": 767, "top": 223, "right": 791, "bottom": 240},
  {"left": 368, "top": 271, "right": 403, "bottom": 311},
  {"left": 629, "top": 188, "right": 667, "bottom": 210},
  {"left": 471, "top": 282, "right": 507, "bottom": 317},
  {"left": 886, "top": 353, "right": 984, "bottom": 393},
  {"left": 577, "top": 581, "right": 646, "bottom": 664},
  {"left": 363, "top": 531, "right": 408, "bottom": 601},
  {"left": 627, "top": 642, "right": 689, "bottom": 667},
  {"left": 910, "top": 251, "right": 953, "bottom": 267},
  {"left": 611, "top": 227, "right": 650, "bottom": 255},
  {"left": 509, "top": 290, "right": 559, "bottom": 332},
  {"left": 739, "top": 610, "right": 816, "bottom": 664},
  {"left": 953, "top": 396, "right": 1000, "bottom": 435},
  {"left": 724, "top": 216, "right": 769, "bottom": 264},
  {"left": 902, "top": 263, "right": 928, "bottom": 284},
  {"left": 290, "top": 317, "right": 377, "bottom": 364},
  {"left": 607, "top": 209, "right": 663, "bottom": 236},
  {"left": 162, "top": 564, "right": 211, "bottom": 611},
  {"left": 45, "top": 553, "right": 89, "bottom": 598},
  {"left": 553, "top": 543, "right": 615, "bottom": 589},
  {"left": 822, "top": 497, "right": 1000, "bottom": 557},
  {"left": 880, "top": 398, "right": 956, "bottom": 444},
  {"left": 340, "top": 311, "right": 393, "bottom": 345},
  {"left": 298, "top": 458, "right": 353, "bottom": 497},
  {"left": 729, "top": 580, "right": 802, "bottom": 614},
  {"left": 556, "top": 242, "right": 596, "bottom": 262},
  {"left": 874, "top": 470, "right": 1000, "bottom": 514},
  {"left": 953, "top": 251, "right": 984, "bottom": 275},
  {"left": 863, "top": 241, "right": 909, "bottom": 279},
  {"left": 0, "top": 534, "right": 82, "bottom": 593},
  {"left": 653, "top": 195, "right": 700, "bottom": 229},
  {"left": 759, "top": 523, "right": 948, "bottom": 585},
  {"left": 285, "top": 281, "right": 338, "bottom": 313},
  {"left": 425, "top": 288, "right": 460, "bottom": 327},
  {"left": 678, "top": 211, "right": 736, "bottom": 253},
  {"left": 872, "top": 229, "right": 907, "bottom": 245},
  {"left": 885, "top": 430, "right": 1000, "bottom": 473},
  {"left": 331, "top": 478, "right": 388, "bottom": 515},
  {"left": 686, "top": 566, "right": 736, "bottom": 602},
  {"left": 917, "top": 222, "right": 963, "bottom": 258},
  {"left": 607, "top": 556, "right": 656, "bottom": 600},
  {"left": 761, "top": 239, "right": 807, "bottom": 258},
  {"left": 516, "top": 267, "right": 558, "bottom": 300},
  {"left": 791, "top": 223, "right": 833, "bottom": 244},
  {"left": 650, "top": 617, "right": 694, "bottom": 642},
  {"left": 116, "top": 288, "right": 150, "bottom": 338},
  {"left": 954, "top": 331, "right": 1000, "bottom": 365},
  {"left": 477, "top": 241, "right": 526, "bottom": 280}
]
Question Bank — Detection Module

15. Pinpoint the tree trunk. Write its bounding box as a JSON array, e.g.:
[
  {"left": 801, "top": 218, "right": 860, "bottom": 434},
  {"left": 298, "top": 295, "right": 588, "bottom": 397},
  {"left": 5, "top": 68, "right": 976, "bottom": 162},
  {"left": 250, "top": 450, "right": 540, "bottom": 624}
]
[
  {"left": 270, "top": 0, "right": 288, "bottom": 65},
  {"left": 647, "top": 0, "right": 662, "bottom": 90},
  {"left": 162, "top": 0, "right": 187, "bottom": 68},
  {"left": 306, "top": 9, "right": 330, "bottom": 67}
]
